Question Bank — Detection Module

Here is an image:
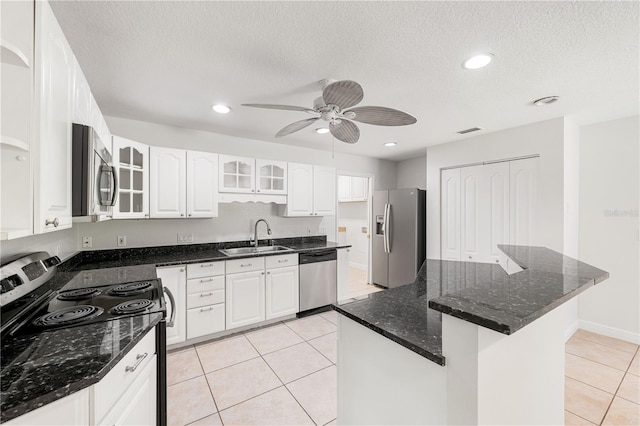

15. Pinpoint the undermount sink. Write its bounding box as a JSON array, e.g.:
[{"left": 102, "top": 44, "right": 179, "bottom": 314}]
[{"left": 220, "top": 245, "right": 293, "bottom": 257}]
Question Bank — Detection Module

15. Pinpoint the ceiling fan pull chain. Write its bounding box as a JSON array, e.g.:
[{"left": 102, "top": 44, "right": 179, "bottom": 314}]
[{"left": 332, "top": 134, "right": 335, "bottom": 160}]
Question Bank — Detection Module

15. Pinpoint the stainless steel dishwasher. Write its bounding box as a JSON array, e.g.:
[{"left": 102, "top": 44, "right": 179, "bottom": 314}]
[{"left": 299, "top": 250, "right": 337, "bottom": 312}]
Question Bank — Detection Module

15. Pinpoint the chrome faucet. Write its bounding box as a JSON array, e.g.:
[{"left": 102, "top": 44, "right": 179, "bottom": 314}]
[{"left": 253, "top": 219, "right": 272, "bottom": 248}]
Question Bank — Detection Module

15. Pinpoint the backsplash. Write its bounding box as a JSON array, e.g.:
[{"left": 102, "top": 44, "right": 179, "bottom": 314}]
[
  {"left": 1, "top": 228, "right": 78, "bottom": 264},
  {"left": 76, "top": 203, "right": 336, "bottom": 250}
]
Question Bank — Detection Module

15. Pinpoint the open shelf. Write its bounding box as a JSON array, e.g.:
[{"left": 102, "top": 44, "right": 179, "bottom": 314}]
[
  {"left": 1, "top": 136, "right": 29, "bottom": 151},
  {"left": 0, "top": 40, "right": 30, "bottom": 68}
]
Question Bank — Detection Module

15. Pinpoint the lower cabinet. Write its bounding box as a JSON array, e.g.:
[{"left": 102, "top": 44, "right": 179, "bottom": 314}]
[
  {"left": 186, "top": 261, "right": 226, "bottom": 339},
  {"left": 4, "top": 388, "right": 90, "bottom": 425},
  {"left": 265, "top": 265, "right": 299, "bottom": 320},
  {"left": 337, "top": 248, "right": 350, "bottom": 301},
  {"left": 226, "top": 270, "right": 265, "bottom": 330},
  {"left": 156, "top": 265, "right": 186, "bottom": 346}
]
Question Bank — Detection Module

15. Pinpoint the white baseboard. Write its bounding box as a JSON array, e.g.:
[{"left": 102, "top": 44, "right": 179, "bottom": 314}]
[
  {"left": 348, "top": 262, "right": 367, "bottom": 271},
  {"left": 565, "top": 320, "right": 579, "bottom": 342},
  {"left": 578, "top": 320, "right": 640, "bottom": 345}
]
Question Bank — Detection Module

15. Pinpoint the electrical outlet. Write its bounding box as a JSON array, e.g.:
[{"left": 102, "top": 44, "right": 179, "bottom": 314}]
[
  {"left": 177, "top": 233, "right": 194, "bottom": 244},
  {"left": 117, "top": 236, "right": 127, "bottom": 247},
  {"left": 82, "top": 236, "right": 92, "bottom": 248}
]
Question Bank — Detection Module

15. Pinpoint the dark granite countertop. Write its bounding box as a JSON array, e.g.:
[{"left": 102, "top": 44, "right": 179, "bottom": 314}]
[
  {"left": 1, "top": 235, "right": 347, "bottom": 421},
  {"left": 333, "top": 245, "right": 608, "bottom": 366}
]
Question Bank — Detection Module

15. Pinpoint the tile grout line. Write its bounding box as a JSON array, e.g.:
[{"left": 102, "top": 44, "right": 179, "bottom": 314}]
[
  {"left": 570, "top": 334, "right": 639, "bottom": 356},
  {"left": 243, "top": 329, "right": 318, "bottom": 425},
  {"left": 193, "top": 344, "right": 223, "bottom": 425},
  {"left": 564, "top": 408, "right": 597, "bottom": 425}
]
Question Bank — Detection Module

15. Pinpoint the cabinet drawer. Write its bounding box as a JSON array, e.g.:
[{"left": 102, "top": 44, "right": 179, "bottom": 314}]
[
  {"left": 266, "top": 254, "right": 298, "bottom": 269},
  {"left": 187, "top": 275, "right": 224, "bottom": 295},
  {"left": 187, "top": 261, "right": 225, "bottom": 279},
  {"left": 187, "top": 304, "right": 225, "bottom": 339},
  {"left": 187, "top": 289, "right": 225, "bottom": 309},
  {"left": 226, "top": 257, "right": 265, "bottom": 274},
  {"left": 94, "top": 329, "right": 156, "bottom": 423}
]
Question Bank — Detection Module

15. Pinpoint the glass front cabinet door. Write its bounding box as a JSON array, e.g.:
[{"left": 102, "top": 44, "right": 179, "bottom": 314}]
[
  {"left": 112, "top": 136, "right": 149, "bottom": 218},
  {"left": 219, "top": 155, "right": 255, "bottom": 193},
  {"left": 256, "top": 159, "right": 287, "bottom": 194}
]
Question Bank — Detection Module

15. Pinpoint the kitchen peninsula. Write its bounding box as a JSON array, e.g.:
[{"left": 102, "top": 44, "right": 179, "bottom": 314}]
[{"left": 333, "top": 245, "right": 609, "bottom": 425}]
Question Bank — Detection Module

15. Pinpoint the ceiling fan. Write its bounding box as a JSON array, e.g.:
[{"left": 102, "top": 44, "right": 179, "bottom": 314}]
[{"left": 242, "top": 79, "right": 417, "bottom": 144}]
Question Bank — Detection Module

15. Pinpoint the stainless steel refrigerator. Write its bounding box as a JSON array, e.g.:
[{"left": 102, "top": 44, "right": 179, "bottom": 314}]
[{"left": 372, "top": 188, "right": 426, "bottom": 288}]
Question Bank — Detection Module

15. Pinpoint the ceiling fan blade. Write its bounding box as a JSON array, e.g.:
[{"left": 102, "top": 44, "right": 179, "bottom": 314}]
[
  {"left": 346, "top": 106, "right": 417, "bottom": 126},
  {"left": 275, "top": 117, "right": 320, "bottom": 138},
  {"left": 330, "top": 120, "right": 360, "bottom": 144},
  {"left": 322, "top": 80, "right": 364, "bottom": 110},
  {"left": 242, "top": 103, "right": 316, "bottom": 113}
]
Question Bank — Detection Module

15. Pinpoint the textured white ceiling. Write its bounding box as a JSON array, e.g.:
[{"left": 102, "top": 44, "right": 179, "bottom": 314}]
[{"left": 51, "top": 1, "right": 639, "bottom": 161}]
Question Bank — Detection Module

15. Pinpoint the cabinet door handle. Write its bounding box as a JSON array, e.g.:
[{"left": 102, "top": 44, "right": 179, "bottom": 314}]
[
  {"left": 180, "top": 269, "right": 185, "bottom": 272},
  {"left": 240, "top": 263, "right": 251, "bottom": 267},
  {"left": 125, "top": 352, "right": 148, "bottom": 372},
  {"left": 200, "top": 306, "right": 214, "bottom": 312},
  {"left": 45, "top": 218, "right": 59, "bottom": 227},
  {"left": 267, "top": 271, "right": 270, "bottom": 275},
  {"left": 261, "top": 272, "right": 265, "bottom": 275},
  {"left": 200, "top": 292, "right": 214, "bottom": 297},
  {"left": 180, "top": 214, "right": 184, "bottom": 217},
  {"left": 278, "top": 259, "right": 288, "bottom": 263},
  {"left": 200, "top": 278, "right": 215, "bottom": 283},
  {"left": 200, "top": 264, "right": 214, "bottom": 268}
]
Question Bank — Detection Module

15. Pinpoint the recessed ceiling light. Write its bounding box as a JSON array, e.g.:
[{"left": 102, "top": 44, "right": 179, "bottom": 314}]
[
  {"left": 384, "top": 142, "right": 397, "bottom": 147},
  {"left": 532, "top": 96, "right": 560, "bottom": 106},
  {"left": 212, "top": 104, "right": 231, "bottom": 114},
  {"left": 462, "top": 53, "right": 494, "bottom": 70},
  {"left": 315, "top": 128, "right": 330, "bottom": 134}
]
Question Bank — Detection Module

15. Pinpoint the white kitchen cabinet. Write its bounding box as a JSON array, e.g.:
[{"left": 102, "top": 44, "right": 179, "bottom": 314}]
[
  {"left": 4, "top": 388, "right": 90, "bottom": 426},
  {"left": 285, "top": 163, "right": 336, "bottom": 216},
  {"left": 265, "top": 256, "right": 299, "bottom": 320},
  {"left": 313, "top": 166, "right": 336, "bottom": 215},
  {"left": 226, "top": 270, "right": 265, "bottom": 330},
  {"left": 71, "top": 58, "right": 91, "bottom": 126},
  {"left": 113, "top": 136, "right": 149, "bottom": 219},
  {"left": 186, "top": 261, "right": 225, "bottom": 339},
  {"left": 219, "top": 155, "right": 255, "bottom": 193},
  {"left": 187, "top": 151, "right": 218, "bottom": 218},
  {"left": 256, "top": 159, "right": 287, "bottom": 194},
  {"left": 187, "top": 304, "right": 225, "bottom": 339},
  {"left": 33, "top": 0, "right": 74, "bottom": 234},
  {"left": 157, "top": 265, "right": 186, "bottom": 346},
  {"left": 338, "top": 176, "right": 368, "bottom": 202},
  {"left": 337, "top": 247, "right": 350, "bottom": 301},
  {"left": 150, "top": 147, "right": 186, "bottom": 218},
  {"left": 1, "top": 0, "right": 34, "bottom": 240}
]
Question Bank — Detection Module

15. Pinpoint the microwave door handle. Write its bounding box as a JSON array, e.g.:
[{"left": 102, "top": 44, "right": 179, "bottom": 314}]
[{"left": 110, "top": 166, "right": 118, "bottom": 206}]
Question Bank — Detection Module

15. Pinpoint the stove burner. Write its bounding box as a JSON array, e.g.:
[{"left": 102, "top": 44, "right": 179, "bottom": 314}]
[
  {"left": 108, "top": 281, "right": 152, "bottom": 297},
  {"left": 110, "top": 299, "right": 154, "bottom": 315},
  {"left": 57, "top": 288, "right": 101, "bottom": 301},
  {"left": 34, "top": 305, "right": 104, "bottom": 327}
]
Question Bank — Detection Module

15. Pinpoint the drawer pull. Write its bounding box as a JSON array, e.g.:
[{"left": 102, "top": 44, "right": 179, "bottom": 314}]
[
  {"left": 200, "top": 306, "right": 214, "bottom": 312},
  {"left": 200, "top": 278, "right": 215, "bottom": 283},
  {"left": 240, "top": 263, "right": 251, "bottom": 267},
  {"left": 278, "top": 259, "right": 288, "bottom": 263},
  {"left": 200, "top": 292, "right": 214, "bottom": 297},
  {"left": 200, "top": 264, "right": 214, "bottom": 268},
  {"left": 125, "top": 353, "right": 148, "bottom": 373}
]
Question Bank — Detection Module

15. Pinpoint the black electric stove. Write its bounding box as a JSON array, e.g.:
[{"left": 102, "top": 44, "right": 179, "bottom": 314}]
[{"left": 11, "top": 279, "right": 166, "bottom": 338}]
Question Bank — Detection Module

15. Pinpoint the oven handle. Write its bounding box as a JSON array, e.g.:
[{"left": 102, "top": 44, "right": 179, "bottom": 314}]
[{"left": 163, "top": 287, "right": 176, "bottom": 328}]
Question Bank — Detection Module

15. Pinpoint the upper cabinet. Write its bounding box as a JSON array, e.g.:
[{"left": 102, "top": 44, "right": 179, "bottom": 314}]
[
  {"left": 338, "top": 175, "right": 368, "bottom": 202},
  {"left": 219, "top": 155, "right": 255, "bottom": 193},
  {"left": 256, "top": 159, "right": 287, "bottom": 195},
  {"left": 33, "top": 0, "right": 74, "bottom": 233},
  {"left": 284, "top": 163, "right": 335, "bottom": 216},
  {"left": 113, "top": 136, "right": 149, "bottom": 219},
  {"left": 1, "top": 0, "right": 34, "bottom": 239},
  {"left": 150, "top": 147, "right": 218, "bottom": 219}
]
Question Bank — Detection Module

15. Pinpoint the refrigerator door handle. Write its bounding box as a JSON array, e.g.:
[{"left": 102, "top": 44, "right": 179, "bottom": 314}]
[{"left": 383, "top": 203, "right": 391, "bottom": 253}]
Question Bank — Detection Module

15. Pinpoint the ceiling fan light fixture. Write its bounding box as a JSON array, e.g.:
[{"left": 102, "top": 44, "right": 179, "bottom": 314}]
[
  {"left": 384, "top": 141, "right": 398, "bottom": 147},
  {"left": 315, "top": 128, "right": 330, "bottom": 134},
  {"left": 212, "top": 104, "right": 231, "bottom": 114},
  {"left": 462, "top": 53, "right": 494, "bottom": 70}
]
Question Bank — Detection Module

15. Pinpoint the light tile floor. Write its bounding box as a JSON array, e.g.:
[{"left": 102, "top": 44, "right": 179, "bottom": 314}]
[
  {"left": 167, "top": 311, "right": 338, "bottom": 426},
  {"left": 168, "top": 317, "right": 640, "bottom": 426},
  {"left": 346, "top": 266, "right": 383, "bottom": 299},
  {"left": 565, "top": 329, "right": 640, "bottom": 425}
]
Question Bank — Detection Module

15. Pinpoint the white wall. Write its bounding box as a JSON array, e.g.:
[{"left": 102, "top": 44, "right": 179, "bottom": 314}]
[
  {"left": 426, "top": 118, "right": 566, "bottom": 258},
  {"left": 0, "top": 228, "right": 77, "bottom": 263},
  {"left": 337, "top": 201, "right": 368, "bottom": 269},
  {"left": 577, "top": 116, "right": 639, "bottom": 342},
  {"left": 78, "top": 116, "right": 397, "bottom": 250},
  {"left": 397, "top": 155, "right": 426, "bottom": 189}
]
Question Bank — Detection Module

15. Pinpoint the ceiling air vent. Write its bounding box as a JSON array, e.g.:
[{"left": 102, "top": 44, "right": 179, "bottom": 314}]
[{"left": 457, "top": 127, "right": 483, "bottom": 135}]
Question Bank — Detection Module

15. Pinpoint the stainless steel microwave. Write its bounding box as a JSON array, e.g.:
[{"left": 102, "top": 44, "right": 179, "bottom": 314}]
[{"left": 72, "top": 124, "right": 117, "bottom": 222}]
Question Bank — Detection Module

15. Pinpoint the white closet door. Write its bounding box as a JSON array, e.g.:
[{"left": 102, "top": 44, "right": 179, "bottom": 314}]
[
  {"left": 440, "top": 168, "right": 461, "bottom": 260},
  {"left": 460, "top": 165, "right": 482, "bottom": 262},
  {"left": 485, "top": 162, "right": 510, "bottom": 263},
  {"left": 509, "top": 157, "right": 539, "bottom": 246}
]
